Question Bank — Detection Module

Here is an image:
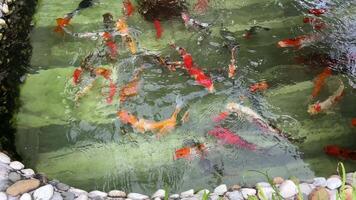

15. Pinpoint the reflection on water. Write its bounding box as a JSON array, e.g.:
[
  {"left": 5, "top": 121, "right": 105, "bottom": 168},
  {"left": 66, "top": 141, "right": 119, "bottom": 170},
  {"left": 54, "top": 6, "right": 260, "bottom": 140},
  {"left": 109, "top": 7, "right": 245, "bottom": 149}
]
[{"left": 14, "top": 0, "right": 356, "bottom": 194}]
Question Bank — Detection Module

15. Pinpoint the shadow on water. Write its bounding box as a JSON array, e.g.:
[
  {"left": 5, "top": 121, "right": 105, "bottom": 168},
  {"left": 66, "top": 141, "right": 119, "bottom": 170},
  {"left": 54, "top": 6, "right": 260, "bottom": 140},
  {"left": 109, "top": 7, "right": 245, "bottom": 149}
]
[{"left": 0, "top": 0, "right": 37, "bottom": 159}]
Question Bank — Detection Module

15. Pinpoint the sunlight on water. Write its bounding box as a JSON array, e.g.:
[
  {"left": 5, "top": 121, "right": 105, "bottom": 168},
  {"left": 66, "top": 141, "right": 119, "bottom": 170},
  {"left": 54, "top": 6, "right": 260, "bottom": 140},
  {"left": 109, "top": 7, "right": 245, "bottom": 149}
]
[{"left": 13, "top": 0, "right": 356, "bottom": 194}]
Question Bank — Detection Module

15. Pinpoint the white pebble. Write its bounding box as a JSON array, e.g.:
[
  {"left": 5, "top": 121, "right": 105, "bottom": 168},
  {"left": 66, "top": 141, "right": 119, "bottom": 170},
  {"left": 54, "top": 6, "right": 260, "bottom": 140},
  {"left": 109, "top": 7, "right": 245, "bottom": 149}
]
[
  {"left": 9, "top": 161, "right": 24, "bottom": 171},
  {"left": 299, "top": 183, "right": 314, "bottom": 196},
  {"left": 74, "top": 194, "right": 88, "bottom": 200},
  {"left": 225, "top": 191, "right": 243, "bottom": 200},
  {"left": 169, "top": 194, "right": 179, "bottom": 199},
  {"left": 257, "top": 186, "right": 275, "bottom": 200},
  {"left": 19, "top": 193, "right": 31, "bottom": 200},
  {"left": 180, "top": 189, "right": 194, "bottom": 198},
  {"left": 0, "top": 153, "right": 10, "bottom": 164},
  {"left": 108, "top": 190, "right": 126, "bottom": 198},
  {"left": 127, "top": 193, "right": 149, "bottom": 200},
  {"left": 327, "top": 189, "right": 337, "bottom": 200},
  {"left": 152, "top": 189, "right": 165, "bottom": 199},
  {"left": 88, "top": 191, "right": 107, "bottom": 199},
  {"left": 33, "top": 185, "right": 54, "bottom": 200},
  {"left": 0, "top": 192, "right": 7, "bottom": 200},
  {"left": 51, "top": 192, "right": 63, "bottom": 200},
  {"left": 69, "top": 188, "right": 88, "bottom": 196},
  {"left": 313, "top": 177, "right": 327, "bottom": 187},
  {"left": 213, "top": 184, "right": 227, "bottom": 196},
  {"left": 20, "top": 169, "right": 35, "bottom": 178},
  {"left": 279, "top": 180, "right": 298, "bottom": 199},
  {"left": 326, "top": 177, "right": 342, "bottom": 190},
  {"left": 240, "top": 188, "right": 256, "bottom": 199},
  {"left": 1, "top": 4, "right": 8, "bottom": 14}
]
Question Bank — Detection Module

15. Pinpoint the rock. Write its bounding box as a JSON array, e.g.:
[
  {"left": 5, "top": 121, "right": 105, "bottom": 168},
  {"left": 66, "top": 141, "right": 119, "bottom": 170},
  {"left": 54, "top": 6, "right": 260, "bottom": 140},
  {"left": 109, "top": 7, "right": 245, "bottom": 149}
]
[
  {"left": 279, "top": 180, "right": 298, "bottom": 199},
  {"left": 225, "top": 191, "right": 243, "bottom": 200},
  {"left": 152, "top": 189, "right": 165, "bottom": 199},
  {"left": 240, "top": 188, "right": 256, "bottom": 199},
  {"left": 127, "top": 193, "right": 148, "bottom": 200},
  {"left": 313, "top": 177, "right": 327, "bottom": 187},
  {"left": 214, "top": 184, "right": 227, "bottom": 196},
  {"left": 33, "top": 174, "right": 48, "bottom": 185},
  {"left": 299, "top": 183, "right": 314, "bottom": 196},
  {"left": 180, "top": 190, "right": 194, "bottom": 198},
  {"left": 169, "top": 194, "right": 179, "bottom": 199},
  {"left": 9, "top": 162, "right": 24, "bottom": 171},
  {"left": 108, "top": 190, "right": 126, "bottom": 198},
  {"left": 0, "top": 170, "right": 9, "bottom": 181},
  {"left": 19, "top": 193, "right": 31, "bottom": 200},
  {"left": 56, "top": 183, "right": 70, "bottom": 191},
  {"left": 0, "top": 180, "right": 10, "bottom": 192},
  {"left": 0, "top": 192, "right": 7, "bottom": 200},
  {"left": 62, "top": 192, "right": 75, "bottom": 200},
  {"left": 52, "top": 192, "right": 63, "bottom": 200},
  {"left": 1, "top": 4, "right": 9, "bottom": 14},
  {"left": 8, "top": 172, "right": 21, "bottom": 183},
  {"left": 20, "top": 169, "right": 35, "bottom": 178},
  {"left": 74, "top": 194, "right": 87, "bottom": 200},
  {"left": 0, "top": 153, "right": 10, "bottom": 164},
  {"left": 326, "top": 177, "right": 342, "bottom": 190},
  {"left": 68, "top": 188, "right": 87, "bottom": 197},
  {"left": 327, "top": 189, "right": 337, "bottom": 200},
  {"left": 6, "top": 179, "right": 40, "bottom": 196},
  {"left": 33, "top": 185, "right": 54, "bottom": 200},
  {"left": 308, "top": 187, "right": 329, "bottom": 200},
  {"left": 229, "top": 185, "right": 241, "bottom": 191},
  {"left": 257, "top": 186, "right": 275, "bottom": 200},
  {"left": 88, "top": 191, "right": 107, "bottom": 199},
  {"left": 273, "top": 177, "right": 284, "bottom": 185}
]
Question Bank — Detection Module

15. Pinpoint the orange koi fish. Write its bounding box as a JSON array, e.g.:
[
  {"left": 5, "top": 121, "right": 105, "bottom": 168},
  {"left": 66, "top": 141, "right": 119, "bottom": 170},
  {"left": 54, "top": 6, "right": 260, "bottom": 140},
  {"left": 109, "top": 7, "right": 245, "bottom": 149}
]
[
  {"left": 153, "top": 19, "right": 163, "bottom": 39},
  {"left": 303, "top": 17, "right": 326, "bottom": 30},
  {"left": 117, "top": 98, "right": 184, "bottom": 136},
  {"left": 106, "top": 81, "right": 117, "bottom": 104},
  {"left": 194, "top": 0, "right": 209, "bottom": 13},
  {"left": 228, "top": 46, "right": 237, "bottom": 79},
  {"left": 308, "top": 8, "right": 326, "bottom": 16},
  {"left": 308, "top": 79, "right": 344, "bottom": 115},
  {"left": 324, "top": 145, "right": 356, "bottom": 160},
  {"left": 277, "top": 34, "right": 318, "bottom": 49},
  {"left": 94, "top": 67, "right": 112, "bottom": 80},
  {"left": 119, "top": 67, "right": 143, "bottom": 103},
  {"left": 352, "top": 118, "right": 356, "bottom": 127},
  {"left": 174, "top": 143, "right": 207, "bottom": 160},
  {"left": 54, "top": 17, "right": 72, "bottom": 34},
  {"left": 102, "top": 32, "right": 118, "bottom": 60},
  {"left": 250, "top": 81, "right": 269, "bottom": 93},
  {"left": 311, "top": 67, "right": 332, "bottom": 99},
  {"left": 72, "top": 68, "right": 83, "bottom": 85},
  {"left": 212, "top": 111, "right": 229, "bottom": 123},
  {"left": 123, "top": 0, "right": 135, "bottom": 17},
  {"left": 116, "top": 18, "right": 137, "bottom": 54}
]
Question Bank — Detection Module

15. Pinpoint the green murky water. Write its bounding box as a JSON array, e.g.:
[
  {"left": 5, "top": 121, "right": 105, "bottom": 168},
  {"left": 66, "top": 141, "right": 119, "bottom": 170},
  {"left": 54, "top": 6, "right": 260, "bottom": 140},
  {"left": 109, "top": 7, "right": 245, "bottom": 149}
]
[{"left": 14, "top": 0, "right": 356, "bottom": 194}]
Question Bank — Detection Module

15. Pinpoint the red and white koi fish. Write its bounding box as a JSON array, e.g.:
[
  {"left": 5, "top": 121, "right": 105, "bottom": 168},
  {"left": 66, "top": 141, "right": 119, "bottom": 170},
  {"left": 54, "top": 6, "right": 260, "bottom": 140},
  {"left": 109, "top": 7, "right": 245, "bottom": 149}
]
[
  {"left": 153, "top": 19, "right": 163, "bottom": 39},
  {"left": 308, "top": 8, "right": 326, "bottom": 16},
  {"left": 116, "top": 18, "right": 137, "bottom": 54},
  {"left": 228, "top": 46, "right": 237, "bottom": 79},
  {"left": 119, "top": 67, "right": 144, "bottom": 103},
  {"left": 72, "top": 68, "right": 83, "bottom": 85},
  {"left": 54, "top": 17, "right": 72, "bottom": 34},
  {"left": 106, "top": 81, "right": 117, "bottom": 104},
  {"left": 181, "top": 12, "right": 210, "bottom": 32},
  {"left": 310, "top": 67, "right": 333, "bottom": 99},
  {"left": 324, "top": 145, "right": 356, "bottom": 160},
  {"left": 123, "top": 0, "right": 135, "bottom": 17},
  {"left": 174, "top": 143, "right": 207, "bottom": 160},
  {"left": 102, "top": 32, "right": 118, "bottom": 60},
  {"left": 352, "top": 118, "right": 356, "bottom": 127},
  {"left": 212, "top": 111, "right": 229, "bottom": 123},
  {"left": 193, "top": 0, "right": 209, "bottom": 13},
  {"left": 250, "top": 81, "right": 269, "bottom": 93},
  {"left": 308, "top": 79, "right": 344, "bottom": 115},
  {"left": 277, "top": 34, "right": 319, "bottom": 49},
  {"left": 303, "top": 17, "right": 326, "bottom": 30},
  {"left": 208, "top": 126, "right": 257, "bottom": 151}
]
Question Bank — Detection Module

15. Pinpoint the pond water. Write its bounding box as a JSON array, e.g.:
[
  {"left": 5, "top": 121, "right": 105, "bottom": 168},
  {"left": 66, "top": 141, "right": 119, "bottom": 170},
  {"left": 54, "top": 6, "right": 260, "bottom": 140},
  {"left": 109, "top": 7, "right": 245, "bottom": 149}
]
[{"left": 14, "top": 0, "right": 356, "bottom": 194}]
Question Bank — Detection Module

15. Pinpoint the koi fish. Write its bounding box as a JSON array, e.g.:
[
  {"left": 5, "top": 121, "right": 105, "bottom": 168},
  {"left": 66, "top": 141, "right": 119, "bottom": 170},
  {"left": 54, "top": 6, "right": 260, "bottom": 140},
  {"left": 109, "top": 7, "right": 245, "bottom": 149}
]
[
  {"left": 74, "top": 79, "right": 96, "bottom": 102},
  {"left": 212, "top": 111, "right": 229, "bottom": 123},
  {"left": 308, "top": 79, "right": 344, "bottom": 115},
  {"left": 181, "top": 12, "right": 210, "bottom": 32},
  {"left": 54, "top": 17, "right": 72, "bottom": 34},
  {"left": 123, "top": 0, "right": 135, "bottom": 17},
  {"left": 324, "top": 145, "right": 356, "bottom": 160},
  {"left": 153, "top": 19, "right": 163, "bottom": 39},
  {"left": 303, "top": 17, "right": 326, "bottom": 30},
  {"left": 119, "top": 67, "right": 143, "bottom": 103},
  {"left": 174, "top": 143, "right": 207, "bottom": 160},
  {"left": 102, "top": 32, "right": 118, "bottom": 60},
  {"left": 351, "top": 118, "right": 356, "bottom": 127},
  {"left": 94, "top": 67, "right": 112, "bottom": 80},
  {"left": 208, "top": 126, "right": 257, "bottom": 151},
  {"left": 181, "top": 110, "right": 190, "bottom": 124},
  {"left": 193, "top": 0, "right": 209, "bottom": 13},
  {"left": 154, "top": 55, "right": 183, "bottom": 71},
  {"left": 116, "top": 18, "right": 137, "bottom": 54},
  {"left": 72, "top": 68, "right": 83, "bottom": 85},
  {"left": 243, "top": 26, "right": 270, "bottom": 39},
  {"left": 117, "top": 97, "right": 184, "bottom": 136},
  {"left": 250, "top": 81, "right": 269, "bottom": 92},
  {"left": 308, "top": 8, "right": 326, "bottom": 16},
  {"left": 311, "top": 67, "right": 333, "bottom": 99},
  {"left": 106, "top": 81, "right": 117, "bottom": 104},
  {"left": 277, "top": 34, "right": 318, "bottom": 49},
  {"left": 228, "top": 46, "right": 237, "bottom": 79}
]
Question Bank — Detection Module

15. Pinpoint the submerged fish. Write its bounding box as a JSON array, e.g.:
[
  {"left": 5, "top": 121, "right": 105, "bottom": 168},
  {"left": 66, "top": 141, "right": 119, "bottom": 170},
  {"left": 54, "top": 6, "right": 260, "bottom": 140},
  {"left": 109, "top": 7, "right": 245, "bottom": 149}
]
[
  {"left": 106, "top": 81, "right": 117, "bottom": 104},
  {"left": 102, "top": 32, "right": 118, "bottom": 61},
  {"left": 153, "top": 19, "right": 163, "bottom": 39},
  {"left": 308, "top": 79, "right": 344, "bottom": 115},
  {"left": 212, "top": 111, "right": 229, "bottom": 123},
  {"left": 117, "top": 98, "right": 184, "bottom": 137},
  {"left": 308, "top": 8, "right": 326, "bottom": 16},
  {"left": 311, "top": 67, "right": 333, "bottom": 99},
  {"left": 119, "top": 67, "right": 144, "bottom": 103},
  {"left": 174, "top": 142, "right": 207, "bottom": 160},
  {"left": 72, "top": 68, "right": 83, "bottom": 85},
  {"left": 123, "top": 0, "right": 135, "bottom": 17},
  {"left": 324, "top": 145, "right": 356, "bottom": 160},
  {"left": 250, "top": 81, "right": 269, "bottom": 93},
  {"left": 181, "top": 12, "right": 210, "bottom": 33},
  {"left": 228, "top": 46, "right": 237, "bottom": 79},
  {"left": 208, "top": 126, "right": 257, "bottom": 151},
  {"left": 116, "top": 18, "right": 137, "bottom": 54},
  {"left": 277, "top": 34, "right": 319, "bottom": 49},
  {"left": 303, "top": 17, "right": 326, "bottom": 30},
  {"left": 352, "top": 118, "right": 356, "bottom": 127},
  {"left": 193, "top": 0, "right": 209, "bottom": 13}
]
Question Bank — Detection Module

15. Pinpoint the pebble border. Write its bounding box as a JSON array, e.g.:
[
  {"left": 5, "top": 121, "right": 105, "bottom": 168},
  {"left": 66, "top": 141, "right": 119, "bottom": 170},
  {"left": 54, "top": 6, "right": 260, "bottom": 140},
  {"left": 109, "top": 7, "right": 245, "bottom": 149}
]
[
  {"left": 1, "top": 152, "right": 355, "bottom": 200},
  {"left": 0, "top": 0, "right": 12, "bottom": 40}
]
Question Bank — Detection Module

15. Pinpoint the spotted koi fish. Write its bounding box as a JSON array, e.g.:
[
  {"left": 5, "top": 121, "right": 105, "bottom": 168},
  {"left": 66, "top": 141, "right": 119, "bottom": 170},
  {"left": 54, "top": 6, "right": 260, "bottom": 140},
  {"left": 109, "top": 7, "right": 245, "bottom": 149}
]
[
  {"left": 311, "top": 67, "right": 333, "bottom": 99},
  {"left": 174, "top": 143, "right": 207, "bottom": 160},
  {"left": 119, "top": 67, "right": 144, "bottom": 103},
  {"left": 277, "top": 34, "right": 319, "bottom": 49}
]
